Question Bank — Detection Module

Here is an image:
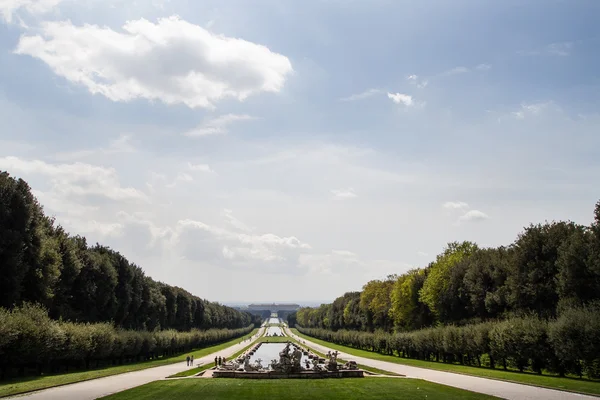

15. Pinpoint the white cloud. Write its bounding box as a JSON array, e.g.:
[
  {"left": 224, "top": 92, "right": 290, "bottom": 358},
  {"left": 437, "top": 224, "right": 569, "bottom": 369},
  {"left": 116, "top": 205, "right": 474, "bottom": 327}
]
[
  {"left": 332, "top": 250, "right": 357, "bottom": 257},
  {"left": 546, "top": 42, "right": 572, "bottom": 56},
  {"left": 0, "top": 0, "right": 63, "bottom": 23},
  {"left": 475, "top": 63, "right": 492, "bottom": 71},
  {"left": 172, "top": 215, "right": 312, "bottom": 273},
  {"left": 442, "top": 201, "right": 469, "bottom": 210},
  {"left": 440, "top": 66, "right": 469, "bottom": 76},
  {"left": 459, "top": 210, "right": 489, "bottom": 222},
  {"left": 387, "top": 92, "right": 413, "bottom": 106},
  {"left": 417, "top": 251, "right": 429, "bottom": 257},
  {"left": 184, "top": 114, "right": 256, "bottom": 137},
  {"left": 187, "top": 162, "right": 213, "bottom": 173},
  {"left": 512, "top": 102, "right": 550, "bottom": 119},
  {"left": 519, "top": 42, "right": 572, "bottom": 57},
  {"left": 407, "top": 75, "right": 428, "bottom": 88},
  {"left": 53, "top": 134, "right": 136, "bottom": 161},
  {"left": 166, "top": 172, "right": 194, "bottom": 188},
  {"left": 331, "top": 188, "right": 357, "bottom": 199},
  {"left": 339, "top": 88, "right": 382, "bottom": 102},
  {"left": 15, "top": 16, "right": 293, "bottom": 109},
  {"left": 0, "top": 156, "right": 148, "bottom": 202}
]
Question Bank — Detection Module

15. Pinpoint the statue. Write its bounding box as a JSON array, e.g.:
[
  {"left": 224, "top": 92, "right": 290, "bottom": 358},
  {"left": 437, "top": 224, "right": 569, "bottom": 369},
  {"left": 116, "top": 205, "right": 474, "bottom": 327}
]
[
  {"left": 325, "top": 350, "right": 340, "bottom": 371},
  {"left": 269, "top": 342, "right": 302, "bottom": 373},
  {"left": 343, "top": 361, "right": 358, "bottom": 370},
  {"left": 243, "top": 355, "right": 262, "bottom": 372}
]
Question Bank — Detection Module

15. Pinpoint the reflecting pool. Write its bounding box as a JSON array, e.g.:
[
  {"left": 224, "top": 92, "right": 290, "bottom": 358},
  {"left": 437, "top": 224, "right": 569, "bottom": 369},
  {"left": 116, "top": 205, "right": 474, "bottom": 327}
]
[{"left": 249, "top": 343, "right": 309, "bottom": 370}]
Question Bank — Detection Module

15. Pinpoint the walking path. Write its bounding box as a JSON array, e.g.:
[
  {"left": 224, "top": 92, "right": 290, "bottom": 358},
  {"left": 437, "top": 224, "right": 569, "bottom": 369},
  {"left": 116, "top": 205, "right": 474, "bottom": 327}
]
[
  {"left": 8, "top": 328, "right": 265, "bottom": 400},
  {"left": 285, "top": 327, "right": 597, "bottom": 400}
]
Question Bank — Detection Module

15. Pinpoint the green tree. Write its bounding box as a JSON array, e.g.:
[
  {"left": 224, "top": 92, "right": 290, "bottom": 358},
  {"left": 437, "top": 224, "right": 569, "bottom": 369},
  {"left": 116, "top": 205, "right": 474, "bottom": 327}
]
[
  {"left": 507, "top": 222, "right": 579, "bottom": 317},
  {"left": 419, "top": 241, "right": 478, "bottom": 321}
]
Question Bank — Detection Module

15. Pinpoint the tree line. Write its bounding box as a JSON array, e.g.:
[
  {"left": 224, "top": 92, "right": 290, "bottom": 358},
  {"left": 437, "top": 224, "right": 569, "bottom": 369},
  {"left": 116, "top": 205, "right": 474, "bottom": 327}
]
[
  {"left": 0, "top": 303, "right": 254, "bottom": 379},
  {"left": 0, "top": 171, "right": 256, "bottom": 332},
  {"left": 297, "top": 302, "right": 600, "bottom": 378},
  {"left": 290, "top": 199, "right": 600, "bottom": 377}
]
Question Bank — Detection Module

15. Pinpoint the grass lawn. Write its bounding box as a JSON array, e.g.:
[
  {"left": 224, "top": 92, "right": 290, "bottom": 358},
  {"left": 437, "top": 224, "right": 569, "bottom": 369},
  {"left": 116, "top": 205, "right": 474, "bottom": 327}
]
[
  {"left": 290, "top": 328, "right": 600, "bottom": 396},
  {"left": 166, "top": 363, "right": 215, "bottom": 378},
  {"left": 100, "top": 377, "right": 498, "bottom": 400},
  {"left": 0, "top": 328, "right": 259, "bottom": 398},
  {"left": 257, "top": 335, "right": 291, "bottom": 343}
]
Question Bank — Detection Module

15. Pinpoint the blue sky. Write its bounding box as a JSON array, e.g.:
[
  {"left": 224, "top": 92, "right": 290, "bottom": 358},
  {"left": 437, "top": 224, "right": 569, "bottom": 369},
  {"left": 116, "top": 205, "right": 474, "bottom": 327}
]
[{"left": 0, "top": 0, "right": 599, "bottom": 302}]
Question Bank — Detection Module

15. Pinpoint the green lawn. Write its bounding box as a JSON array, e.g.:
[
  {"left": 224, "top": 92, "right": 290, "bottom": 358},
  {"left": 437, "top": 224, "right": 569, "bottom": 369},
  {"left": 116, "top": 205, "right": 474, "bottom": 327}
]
[
  {"left": 290, "top": 328, "right": 600, "bottom": 396},
  {"left": 257, "top": 335, "right": 291, "bottom": 343},
  {"left": 100, "top": 377, "right": 498, "bottom": 400},
  {"left": 0, "top": 328, "right": 259, "bottom": 398},
  {"left": 166, "top": 363, "right": 215, "bottom": 378}
]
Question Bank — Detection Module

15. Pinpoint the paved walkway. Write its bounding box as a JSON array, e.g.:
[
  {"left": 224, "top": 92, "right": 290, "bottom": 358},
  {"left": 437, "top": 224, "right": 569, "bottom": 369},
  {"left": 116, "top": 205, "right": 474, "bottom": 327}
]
[
  {"left": 285, "top": 327, "right": 597, "bottom": 400},
  {"left": 8, "top": 328, "right": 265, "bottom": 400}
]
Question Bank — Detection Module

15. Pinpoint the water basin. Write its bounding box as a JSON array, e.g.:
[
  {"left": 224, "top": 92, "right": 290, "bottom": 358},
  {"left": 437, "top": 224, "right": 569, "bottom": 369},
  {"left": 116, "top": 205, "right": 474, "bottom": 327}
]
[{"left": 248, "top": 343, "right": 310, "bottom": 370}]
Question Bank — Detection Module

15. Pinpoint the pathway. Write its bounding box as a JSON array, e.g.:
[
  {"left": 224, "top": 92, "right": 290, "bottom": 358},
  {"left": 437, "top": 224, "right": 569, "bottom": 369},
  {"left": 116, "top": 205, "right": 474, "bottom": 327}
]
[
  {"left": 285, "top": 327, "right": 597, "bottom": 400},
  {"left": 8, "top": 328, "right": 265, "bottom": 400}
]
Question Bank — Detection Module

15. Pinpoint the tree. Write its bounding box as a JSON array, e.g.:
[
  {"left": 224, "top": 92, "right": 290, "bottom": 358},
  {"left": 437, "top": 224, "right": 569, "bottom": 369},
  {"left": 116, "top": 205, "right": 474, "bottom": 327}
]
[
  {"left": 462, "top": 247, "right": 511, "bottom": 319},
  {"left": 359, "top": 275, "right": 395, "bottom": 331},
  {"left": 507, "top": 222, "right": 579, "bottom": 317},
  {"left": 390, "top": 269, "right": 432, "bottom": 331},
  {"left": 419, "top": 241, "right": 478, "bottom": 321},
  {"left": 0, "top": 172, "right": 42, "bottom": 307}
]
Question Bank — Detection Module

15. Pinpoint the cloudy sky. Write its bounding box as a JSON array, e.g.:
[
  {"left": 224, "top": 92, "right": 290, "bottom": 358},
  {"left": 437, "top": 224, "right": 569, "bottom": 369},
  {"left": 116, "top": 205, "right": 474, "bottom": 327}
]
[{"left": 1, "top": 0, "right": 599, "bottom": 303}]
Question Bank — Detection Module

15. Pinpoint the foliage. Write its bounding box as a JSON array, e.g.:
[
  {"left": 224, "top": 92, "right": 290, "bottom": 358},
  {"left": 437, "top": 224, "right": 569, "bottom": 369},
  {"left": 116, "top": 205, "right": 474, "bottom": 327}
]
[
  {"left": 0, "top": 303, "right": 254, "bottom": 379},
  {"left": 295, "top": 200, "right": 600, "bottom": 335},
  {"left": 0, "top": 171, "right": 255, "bottom": 332},
  {"left": 297, "top": 302, "right": 600, "bottom": 378}
]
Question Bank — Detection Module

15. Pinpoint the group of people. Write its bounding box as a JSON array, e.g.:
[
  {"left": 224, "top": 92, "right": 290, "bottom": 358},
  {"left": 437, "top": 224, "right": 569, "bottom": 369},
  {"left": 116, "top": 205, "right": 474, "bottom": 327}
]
[
  {"left": 214, "top": 356, "right": 226, "bottom": 366},
  {"left": 185, "top": 355, "right": 195, "bottom": 366}
]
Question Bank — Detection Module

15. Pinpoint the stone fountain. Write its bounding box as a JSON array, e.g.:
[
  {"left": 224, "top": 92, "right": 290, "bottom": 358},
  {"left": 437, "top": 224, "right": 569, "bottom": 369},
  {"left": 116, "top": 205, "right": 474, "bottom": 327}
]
[{"left": 213, "top": 341, "right": 363, "bottom": 379}]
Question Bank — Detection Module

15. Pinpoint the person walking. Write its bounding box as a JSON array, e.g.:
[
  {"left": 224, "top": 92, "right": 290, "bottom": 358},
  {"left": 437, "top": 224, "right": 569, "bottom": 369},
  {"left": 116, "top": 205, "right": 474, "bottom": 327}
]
[
  {"left": 214, "top": 356, "right": 218, "bottom": 367},
  {"left": 218, "top": 356, "right": 222, "bottom": 366},
  {"left": 191, "top": 355, "right": 194, "bottom": 366},
  {"left": 186, "top": 355, "right": 190, "bottom": 366}
]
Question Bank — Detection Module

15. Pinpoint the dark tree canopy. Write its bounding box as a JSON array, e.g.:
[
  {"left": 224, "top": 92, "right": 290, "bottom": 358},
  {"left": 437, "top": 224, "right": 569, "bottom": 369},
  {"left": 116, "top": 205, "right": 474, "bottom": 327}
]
[{"left": 0, "top": 171, "right": 252, "bottom": 331}]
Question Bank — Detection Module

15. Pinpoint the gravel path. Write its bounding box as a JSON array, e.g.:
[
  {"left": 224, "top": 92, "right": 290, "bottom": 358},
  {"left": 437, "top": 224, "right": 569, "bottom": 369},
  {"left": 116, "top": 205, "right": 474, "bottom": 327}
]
[
  {"left": 7, "top": 328, "right": 265, "bottom": 400},
  {"left": 285, "top": 327, "right": 597, "bottom": 400}
]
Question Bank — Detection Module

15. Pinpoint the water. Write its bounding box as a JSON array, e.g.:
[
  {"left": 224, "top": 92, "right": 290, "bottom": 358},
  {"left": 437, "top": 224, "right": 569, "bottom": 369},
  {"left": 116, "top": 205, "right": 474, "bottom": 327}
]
[
  {"left": 266, "top": 326, "right": 283, "bottom": 336},
  {"left": 248, "top": 343, "right": 310, "bottom": 370},
  {"left": 268, "top": 317, "right": 280, "bottom": 324}
]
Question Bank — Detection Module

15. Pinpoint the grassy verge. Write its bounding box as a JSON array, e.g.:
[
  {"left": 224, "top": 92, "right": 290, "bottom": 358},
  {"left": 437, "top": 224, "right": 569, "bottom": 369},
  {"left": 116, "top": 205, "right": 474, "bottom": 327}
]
[
  {"left": 99, "top": 377, "right": 498, "bottom": 399},
  {"left": 257, "top": 336, "right": 290, "bottom": 343},
  {"left": 166, "top": 363, "right": 214, "bottom": 378},
  {"left": 0, "top": 328, "right": 259, "bottom": 398},
  {"left": 291, "top": 328, "right": 600, "bottom": 396}
]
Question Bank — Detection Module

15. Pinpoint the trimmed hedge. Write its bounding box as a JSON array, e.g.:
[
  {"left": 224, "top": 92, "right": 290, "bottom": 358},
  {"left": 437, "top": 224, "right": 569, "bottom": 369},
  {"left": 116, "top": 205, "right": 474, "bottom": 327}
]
[
  {"left": 0, "top": 303, "right": 253, "bottom": 379},
  {"left": 296, "top": 303, "right": 600, "bottom": 378}
]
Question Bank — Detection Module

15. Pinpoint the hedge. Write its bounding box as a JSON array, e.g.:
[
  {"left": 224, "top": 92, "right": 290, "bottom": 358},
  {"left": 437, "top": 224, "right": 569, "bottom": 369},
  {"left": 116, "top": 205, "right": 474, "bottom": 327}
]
[
  {"left": 0, "top": 303, "right": 254, "bottom": 379},
  {"left": 296, "top": 303, "right": 600, "bottom": 378}
]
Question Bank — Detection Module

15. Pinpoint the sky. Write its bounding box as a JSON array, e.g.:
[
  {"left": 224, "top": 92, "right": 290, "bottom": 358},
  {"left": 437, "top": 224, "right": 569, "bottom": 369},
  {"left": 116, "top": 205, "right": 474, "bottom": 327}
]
[{"left": 0, "top": 0, "right": 599, "bottom": 304}]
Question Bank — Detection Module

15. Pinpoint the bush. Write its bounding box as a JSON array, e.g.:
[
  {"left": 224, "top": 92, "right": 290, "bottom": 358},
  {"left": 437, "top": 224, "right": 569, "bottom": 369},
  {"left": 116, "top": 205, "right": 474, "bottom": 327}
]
[
  {"left": 298, "top": 303, "right": 600, "bottom": 377},
  {"left": 0, "top": 303, "right": 253, "bottom": 379}
]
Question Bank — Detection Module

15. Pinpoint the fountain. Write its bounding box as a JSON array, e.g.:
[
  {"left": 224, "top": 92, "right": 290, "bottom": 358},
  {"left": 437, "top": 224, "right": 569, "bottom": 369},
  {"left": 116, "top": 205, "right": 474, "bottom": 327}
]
[{"left": 213, "top": 341, "right": 363, "bottom": 379}]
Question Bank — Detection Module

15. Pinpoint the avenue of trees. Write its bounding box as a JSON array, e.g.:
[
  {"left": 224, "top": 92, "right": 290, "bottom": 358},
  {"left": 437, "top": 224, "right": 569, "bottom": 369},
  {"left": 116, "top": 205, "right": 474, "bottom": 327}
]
[
  {"left": 0, "top": 171, "right": 258, "bottom": 378},
  {"left": 291, "top": 200, "right": 600, "bottom": 378},
  {"left": 0, "top": 303, "right": 254, "bottom": 378}
]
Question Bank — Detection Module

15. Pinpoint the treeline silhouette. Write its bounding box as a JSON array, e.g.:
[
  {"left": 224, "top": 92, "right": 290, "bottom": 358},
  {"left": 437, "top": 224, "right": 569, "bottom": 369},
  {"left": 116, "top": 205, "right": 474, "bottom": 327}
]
[
  {"left": 291, "top": 200, "right": 600, "bottom": 378},
  {"left": 0, "top": 171, "right": 258, "bottom": 378}
]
